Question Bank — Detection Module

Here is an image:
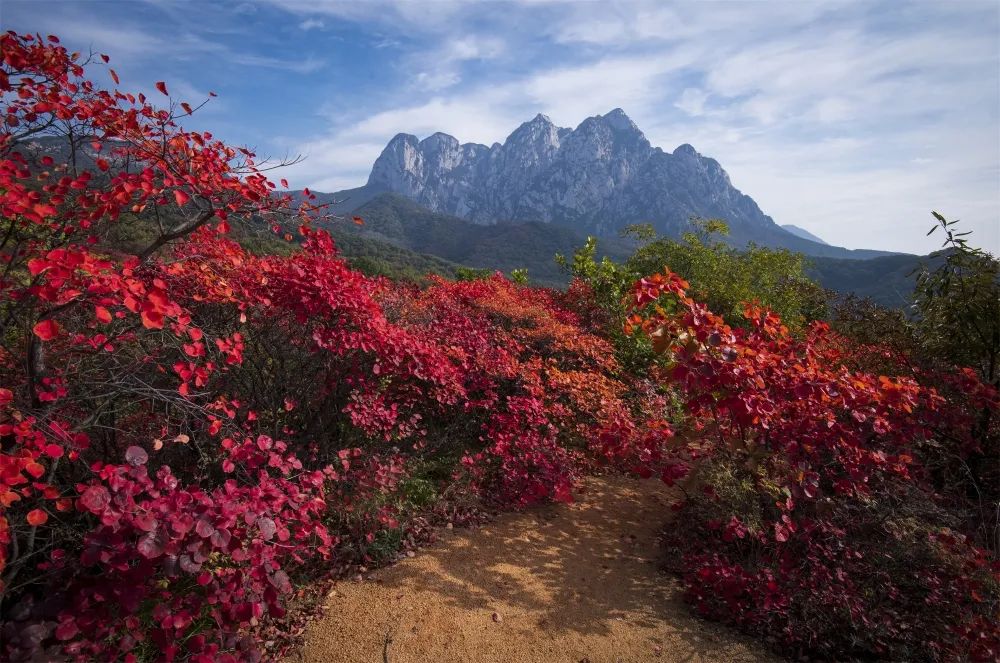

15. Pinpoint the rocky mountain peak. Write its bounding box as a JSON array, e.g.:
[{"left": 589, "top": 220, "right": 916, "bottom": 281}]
[
  {"left": 363, "top": 110, "right": 789, "bottom": 244},
  {"left": 419, "top": 132, "right": 460, "bottom": 152},
  {"left": 505, "top": 113, "right": 564, "bottom": 148},
  {"left": 385, "top": 132, "right": 419, "bottom": 149},
  {"left": 367, "top": 133, "right": 423, "bottom": 191},
  {"left": 529, "top": 112, "right": 554, "bottom": 126},
  {"left": 673, "top": 143, "right": 699, "bottom": 157},
  {"left": 601, "top": 107, "right": 641, "bottom": 134}
]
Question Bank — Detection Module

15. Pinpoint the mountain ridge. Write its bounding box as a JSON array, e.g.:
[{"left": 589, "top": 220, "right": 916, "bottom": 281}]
[{"left": 313, "top": 109, "right": 897, "bottom": 260}]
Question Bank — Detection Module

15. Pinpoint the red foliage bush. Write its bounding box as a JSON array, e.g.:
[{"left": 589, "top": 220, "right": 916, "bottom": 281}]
[
  {"left": 0, "top": 32, "right": 627, "bottom": 661},
  {"left": 624, "top": 270, "right": 1000, "bottom": 661},
  {"left": 390, "top": 275, "right": 633, "bottom": 505}
]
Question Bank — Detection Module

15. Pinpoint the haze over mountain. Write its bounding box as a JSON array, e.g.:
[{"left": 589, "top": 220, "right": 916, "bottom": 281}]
[
  {"left": 314, "top": 110, "right": 896, "bottom": 260},
  {"left": 782, "top": 225, "right": 829, "bottom": 245}
]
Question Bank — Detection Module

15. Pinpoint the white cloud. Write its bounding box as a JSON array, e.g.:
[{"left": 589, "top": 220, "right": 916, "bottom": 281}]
[
  {"left": 675, "top": 88, "right": 708, "bottom": 117},
  {"left": 555, "top": 16, "right": 630, "bottom": 45},
  {"left": 412, "top": 71, "right": 461, "bottom": 91},
  {"left": 299, "top": 18, "right": 326, "bottom": 31},
  {"left": 443, "top": 36, "right": 505, "bottom": 61},
  {"left": 408, "top": 36, "right": 507, "bottom": 91}
]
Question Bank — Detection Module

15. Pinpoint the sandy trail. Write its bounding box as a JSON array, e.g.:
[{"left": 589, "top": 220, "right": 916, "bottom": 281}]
[{"left": 294, "top": 474, "right": 776, "bottom": 663}]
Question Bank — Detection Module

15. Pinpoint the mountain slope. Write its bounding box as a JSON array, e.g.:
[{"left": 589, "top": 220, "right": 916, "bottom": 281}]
[
  {"left": 323, "top": 193, "right": 634, "bottom": 286},
  {"left": 782, "top": 224, "right": 829, "bottom": 245},
  {"left": 808, "top": 253, "right": 930, "bottom": 308},
  {"left": 354, "top": 109, "right": 896, "bottom": 260},
  {"left": 323, "top": 194, "right": 926, "bottom": 307}
]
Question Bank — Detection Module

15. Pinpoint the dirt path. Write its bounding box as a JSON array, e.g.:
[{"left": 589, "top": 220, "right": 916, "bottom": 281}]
[{"left": 294, "top": 474, "right": 776, "bottom": 663}]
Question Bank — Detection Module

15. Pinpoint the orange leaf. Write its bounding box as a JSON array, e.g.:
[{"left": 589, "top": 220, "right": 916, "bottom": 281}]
[
  {"left": 95, "top": 306, "right": 112, "bottom": 324},
  {"left": 109, "top": 69, "right": 119, "bottom": 85},
  {"left": 141, "top": 310, "right": 164, "bottom": 330},
  {"left": 26, "top": 509, "right": 48, "bottom": 526}
]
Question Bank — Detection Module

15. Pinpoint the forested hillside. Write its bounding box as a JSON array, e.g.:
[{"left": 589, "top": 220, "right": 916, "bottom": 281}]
[
  {"left": 1, "top": 32, "right": 997, "bottom": 663},
  {"left": 322, "top": 192, "right": 635, "bottom": 286}
]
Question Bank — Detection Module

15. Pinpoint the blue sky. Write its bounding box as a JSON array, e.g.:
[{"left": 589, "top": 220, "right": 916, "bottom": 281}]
[{"left": 4, "top": 0, "right": 998, "bottom": 254}]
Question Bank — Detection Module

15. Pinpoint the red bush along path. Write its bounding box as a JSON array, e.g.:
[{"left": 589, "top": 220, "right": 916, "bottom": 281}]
[
  {"left": 621, "top": 270, "right": 1000, "bottom": 661},
  {"left": 0, "top": 31, "right": 650, "bottom": 661}
]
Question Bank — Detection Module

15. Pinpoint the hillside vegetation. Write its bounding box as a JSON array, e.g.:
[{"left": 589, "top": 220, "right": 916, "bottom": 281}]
[
  {"left": 1, "top": 32, "right": 997, "bottom": 663},
  {"left": 301, "top": 187, "right": 924, "bottom": 303},
  {"left": 324, "top": 192, "right": 635, "bottom": 286}
]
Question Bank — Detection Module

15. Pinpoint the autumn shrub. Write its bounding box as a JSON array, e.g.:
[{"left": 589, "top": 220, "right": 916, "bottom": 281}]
[
  {"left": 386, "top": 274, "right": 635, "bottom": 505},
  {"left": 0, "top": 31, "right": 628, "bottom": 662},
  {"left": 624, "top": 270, "right": 1000, "bottom": 661},
  {"left": 826, "top": 217, "right": 1000, "bottom": 554}
]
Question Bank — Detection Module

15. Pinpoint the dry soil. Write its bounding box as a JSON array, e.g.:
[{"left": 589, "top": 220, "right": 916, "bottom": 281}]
[{"left": 293, "top": 474, "right": 777, "bottom": 663}]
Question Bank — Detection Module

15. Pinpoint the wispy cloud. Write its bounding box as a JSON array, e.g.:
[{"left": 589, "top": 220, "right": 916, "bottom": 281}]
[
  {"left": 7, "top": 5, "right": 325, "bottom": 74},
  {"left": 299, "top": 18, "right": 325, "bottom": 31}
]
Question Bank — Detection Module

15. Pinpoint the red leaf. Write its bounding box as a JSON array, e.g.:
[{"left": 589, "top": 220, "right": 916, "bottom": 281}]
[
  {"left": 26, "top": 509, "right": 48, "bottom": 526},
  {"left": 55, "top": 619, "right": 79, "bottom": 641},
  {"left": 95, "top": 306, "right": 113, "bottom": 323},
  {"left": 79, "top": 485, "right": 110, "bottom": 512},
  {"left": 109, "top": 69, "right": 119, "bottom": 85},
  {"left": 33, "top": 319, "right": 59, "bottom": 341},
  {"left": 155, "top": 81, "right": 169, "bottom": 96},
  {"left": 173, "top": 189, "right": 190, "bottom": 206},
  {"left": 141, "top": 310, "right": 164, "bottom": 330},
  {"left": 137, "top": 532, "right": 165, "bottom": 559},
  {"left": 27, "top": 259, "right": 48, "bottom": 276},
  {"left": 33, "top": 203, "right": 57, "bottom": 217}
]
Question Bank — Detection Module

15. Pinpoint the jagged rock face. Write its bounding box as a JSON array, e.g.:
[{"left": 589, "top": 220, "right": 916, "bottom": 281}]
[{"left": 366, "top": 108, "right": 780, "bottom": 238}]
